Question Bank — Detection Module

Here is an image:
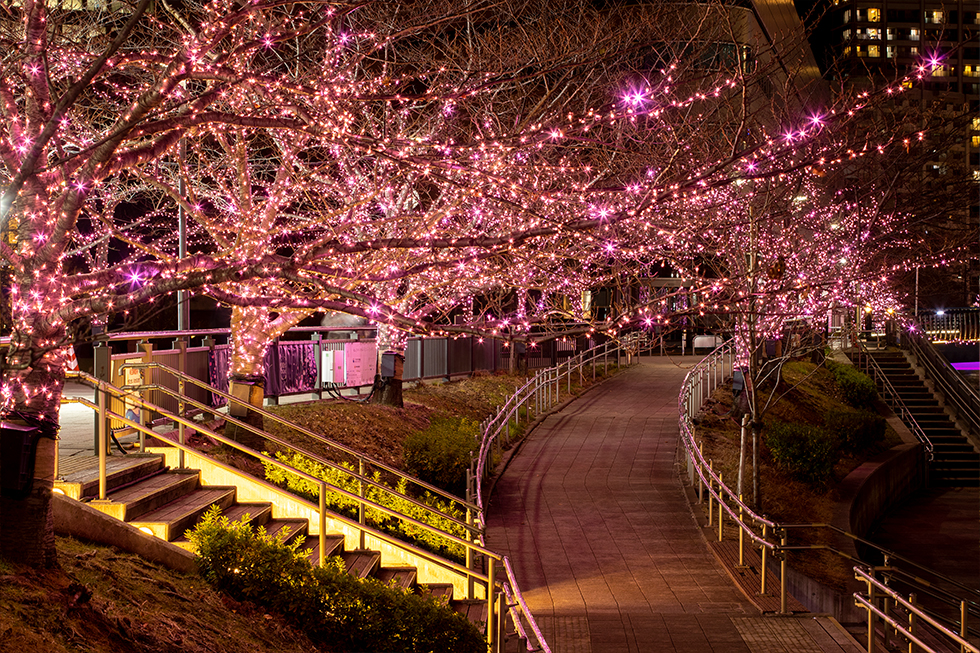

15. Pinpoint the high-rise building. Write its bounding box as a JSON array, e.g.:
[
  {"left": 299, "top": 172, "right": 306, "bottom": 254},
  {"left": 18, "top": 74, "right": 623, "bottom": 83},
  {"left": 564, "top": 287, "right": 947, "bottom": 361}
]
[{"left": 799, "top": 0, "right": 980, "bottom": 307}]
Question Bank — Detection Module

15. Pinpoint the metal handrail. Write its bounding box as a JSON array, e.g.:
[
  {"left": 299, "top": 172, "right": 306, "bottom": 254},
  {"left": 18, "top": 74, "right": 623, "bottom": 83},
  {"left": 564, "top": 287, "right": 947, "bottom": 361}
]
[
  {"left": 64, "top": 370, "right": 505, "bottom": 648},
  {"left": 678, "top": 340, "right": 980, "bottom": 631},
  {"left": 121, "top": 360, "right": 478, "bottom": 514},
  {"left": 904, "top": 326, "right": 980, "bottom": 435},
  {"left": 854, "top": 567, "right": 980, "bottom": 653},
  {"left": 850, "top": 341, "right": 933, "bottom": 458}
]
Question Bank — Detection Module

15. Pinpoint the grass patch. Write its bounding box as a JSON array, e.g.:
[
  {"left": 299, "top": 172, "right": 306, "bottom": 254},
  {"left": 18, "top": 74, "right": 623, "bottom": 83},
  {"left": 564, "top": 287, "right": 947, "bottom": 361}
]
[{"left": 0, "top": 536, "right": 328, "bottom": 653}]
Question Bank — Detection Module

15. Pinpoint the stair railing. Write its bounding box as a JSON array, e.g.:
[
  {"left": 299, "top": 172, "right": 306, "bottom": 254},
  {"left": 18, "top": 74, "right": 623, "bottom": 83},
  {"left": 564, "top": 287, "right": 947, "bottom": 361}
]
[
  {"left": 678, "top": 342, "right": 980, "bottom": 650},
  {"left": 65, "top": 370, "right": 504, "bottom": 650},
  {"left": 850, "top": 341, "right": 933, "bottom": 459},
  {"left": 902, "top": 326, "right": 980, "bottom": 437}
]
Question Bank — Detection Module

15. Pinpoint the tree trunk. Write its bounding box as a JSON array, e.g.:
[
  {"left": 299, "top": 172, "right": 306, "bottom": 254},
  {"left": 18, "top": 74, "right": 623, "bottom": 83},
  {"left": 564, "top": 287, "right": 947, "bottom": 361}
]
[{"left": 225, "top": 309, "right": 272, "bottom": 449}]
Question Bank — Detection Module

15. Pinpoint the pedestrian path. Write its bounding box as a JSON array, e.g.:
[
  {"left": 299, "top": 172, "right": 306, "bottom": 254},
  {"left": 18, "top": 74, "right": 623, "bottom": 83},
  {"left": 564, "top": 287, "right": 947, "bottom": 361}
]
[{"left": 485, "top": 356, "right": 862, "bottom": 653}]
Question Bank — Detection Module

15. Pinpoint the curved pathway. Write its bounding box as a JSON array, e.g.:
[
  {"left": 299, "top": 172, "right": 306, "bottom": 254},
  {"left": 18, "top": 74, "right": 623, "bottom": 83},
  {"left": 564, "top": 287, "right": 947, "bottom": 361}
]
[{"left": 486, "top": 357, "right": 861, "bottom": 653}]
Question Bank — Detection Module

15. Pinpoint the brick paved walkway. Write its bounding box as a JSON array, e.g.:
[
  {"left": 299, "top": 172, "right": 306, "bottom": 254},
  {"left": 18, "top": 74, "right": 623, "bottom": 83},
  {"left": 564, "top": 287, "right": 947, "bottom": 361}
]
[{"left": 485, "top": 356, "right": 863, "bottom": 653}]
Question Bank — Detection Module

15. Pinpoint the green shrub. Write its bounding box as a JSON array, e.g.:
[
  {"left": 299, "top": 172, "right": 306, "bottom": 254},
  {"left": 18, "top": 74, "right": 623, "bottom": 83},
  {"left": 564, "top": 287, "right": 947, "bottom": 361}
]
[
  {"left": 825, "top": 409, "right": 886, "bottom": 452},
  {"left": 827, "top": 361, "right": 878, "bottom": 409},
  {"left": 189, "top": 508, "right": 485, "bottom": 653},
  {"left": 403, "top": 416, "right": 479, "bottom": 496},
  {"left": 264, "top": 453, "right": 468, "bottom": 562},
  {"left": 764, "top": 421, "right": 840, "bottom": 485}
]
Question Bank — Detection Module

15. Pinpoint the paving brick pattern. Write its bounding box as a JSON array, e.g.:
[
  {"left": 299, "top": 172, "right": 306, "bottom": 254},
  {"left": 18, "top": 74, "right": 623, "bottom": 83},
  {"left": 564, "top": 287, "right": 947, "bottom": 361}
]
[{"left": 486, "top": 357, "right": 863, "bottom": 652}]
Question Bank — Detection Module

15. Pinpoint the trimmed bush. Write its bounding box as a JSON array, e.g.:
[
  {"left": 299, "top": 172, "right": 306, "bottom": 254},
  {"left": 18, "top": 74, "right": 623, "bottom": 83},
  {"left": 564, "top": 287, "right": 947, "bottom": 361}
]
[
  {"left": 189, "top": 508, "right": 486, "bottom": 653},
  {"left": 764, "top": 421, "right": 840, "bottom": 485},
  {"left": 825, "top": 409, "right": 886, "bottom": 452},
  {"left": 403, "top": 416, "right": 479, "bottom": 496},
  {"left": 827, "top": 361, "right": 878, "bottom": 409},
  {"left": 264, "top": 453, "right": 468, "bottom": 562}
]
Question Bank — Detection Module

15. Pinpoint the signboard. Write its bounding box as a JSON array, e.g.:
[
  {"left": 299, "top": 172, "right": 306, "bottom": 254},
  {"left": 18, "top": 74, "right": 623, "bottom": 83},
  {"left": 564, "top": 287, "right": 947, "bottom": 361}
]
[{"left": 344, "top": 341, "right": 377, "bottom": 387}]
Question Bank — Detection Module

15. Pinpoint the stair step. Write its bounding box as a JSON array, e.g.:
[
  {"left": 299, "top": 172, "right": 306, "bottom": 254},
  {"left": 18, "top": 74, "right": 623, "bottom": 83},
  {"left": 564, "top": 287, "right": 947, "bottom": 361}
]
[
  {"left": 220, "top": 502, "right": 274, "bottom": 527},
  {"left": 341, "top": 550, "right": 381, "bottom": 579},
  {"left": 89, "top": 470, "right": 200, "bottom": 521},
  {"left": 419, "top": 583, "right": 455, "bottom": 605},
  {"left": 264, "top": 518, "right": 310, "bottom": 546},
  {"left": 376, "top": 566, "right": 418, "bottom": 590},
  {"left": 300, "top": 534, "right": 346, "bottom": 563},
  {"left": 131, "top": 486, "right": 237, "bottom": 540},
  {"left": 56, "top": 454, "right": 167, "bottom": 501},
  {"left": 452, "top": 599, "right": 488, "bottom": 628}
]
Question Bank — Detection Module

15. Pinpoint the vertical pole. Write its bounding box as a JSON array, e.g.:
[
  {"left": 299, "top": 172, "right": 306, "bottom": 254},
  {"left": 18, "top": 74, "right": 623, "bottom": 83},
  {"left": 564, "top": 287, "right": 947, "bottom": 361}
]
[
  {"left": 319, "top": 481, "right": 327, "bottom": 567},
  {"left": 486, "top": 557, "right": 496, "bottom": 653},
  {"left": 466, "top": 508, "right": 475, "bottom": 600},
  {"left": 98, "top": 387, "right": 108, "bottom": 501},
  {"left": 867, "top": 577, "right": 876, "bottom": 653},
  {"left": 698, "top": 442, "right": 704, "bottom": 503},
  {"left": 358, "top": 458, "right": 366, "bottom": 550},
  {"left": 738, "top": 496, "right": 744, "bottom": 566},
  {"left": 718, "top": 472, "right": 724, "bottom": 542},
  {"left": 961, "top": 600, "right": 968, "bottom": 653},
  {"left": 760, "top": 524, "right": 768, "bottom": 595},
  {"left": 780, "top": 530, "right": 788, "bottom": 615},
  {"left": 708, "top": 461, "right": 714, "bottom": 526}
]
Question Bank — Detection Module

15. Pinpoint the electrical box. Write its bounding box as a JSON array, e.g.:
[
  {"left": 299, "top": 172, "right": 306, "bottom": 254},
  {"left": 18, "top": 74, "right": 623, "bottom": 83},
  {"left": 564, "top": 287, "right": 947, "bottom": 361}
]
[{"left": 321, "top": 349, "right": 346, "bottom": 386}]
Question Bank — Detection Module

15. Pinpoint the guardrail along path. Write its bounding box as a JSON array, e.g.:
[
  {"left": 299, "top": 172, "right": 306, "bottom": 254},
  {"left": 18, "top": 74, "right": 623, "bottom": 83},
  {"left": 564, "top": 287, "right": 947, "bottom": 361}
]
[{"left": 485, "top": 357, "right": 861, "bottom": 653}]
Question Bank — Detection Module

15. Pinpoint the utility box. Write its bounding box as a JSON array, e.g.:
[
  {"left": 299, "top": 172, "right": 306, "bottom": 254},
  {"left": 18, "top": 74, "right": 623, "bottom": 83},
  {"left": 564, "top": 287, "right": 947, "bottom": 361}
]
[{"left": 1, "top": 420, "right": 41, "bottom": 499}]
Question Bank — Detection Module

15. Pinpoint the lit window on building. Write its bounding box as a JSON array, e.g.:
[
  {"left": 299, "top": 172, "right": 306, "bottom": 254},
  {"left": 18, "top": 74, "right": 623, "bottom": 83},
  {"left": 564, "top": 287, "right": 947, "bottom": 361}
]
[
  {"left": 964, "top": 65, "right": 980, "bottom": 77},
  {"left": 844, "top": 45, "right": 853, "bottom": 56},
  {"left": 972, "top": 117, "right": 980, "bottom": 131},
  {"left": 910, "top": 46, "right": 919, "bottom": 55},
  {"left": 886, "top": 28, "right": 894, "bottom": 40},
  {"left": 868, "top": 45, "right": 880, "bottom": 57},
  {"left": 843, "top": 29, "right": 852, "bottom": 41},
  {"left": 909, "top": 29, "right": 920, "bottom": 40},
  {"left": 925, "top": 10, "right": 943, "bottom": 24},
  {"left": 972, "top": 136, "right": 980, "bottom": 148},
  {"left": 868, "top": 8, "right": 881, "bottom": 22},
  {"left": 844, "top": 9, "right": 851, "bottom": 21},
  {"left": 886, "top": 46, "right": 895, "bottom": 58},
  {"left": 867, "top": 28, "right": 881, "bottom": 39}
]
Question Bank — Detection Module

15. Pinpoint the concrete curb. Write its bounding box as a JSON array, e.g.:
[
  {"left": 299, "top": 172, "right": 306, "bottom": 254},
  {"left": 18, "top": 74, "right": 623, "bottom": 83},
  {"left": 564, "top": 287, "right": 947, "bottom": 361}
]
[{"left": 53, "top": 493, "right": 199, "bottom": 575}]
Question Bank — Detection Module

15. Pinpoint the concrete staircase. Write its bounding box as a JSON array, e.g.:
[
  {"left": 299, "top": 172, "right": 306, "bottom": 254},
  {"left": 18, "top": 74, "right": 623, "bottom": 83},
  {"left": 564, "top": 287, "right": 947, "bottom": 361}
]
[
  {"left": 862, "top": 350, "right": 980, "bottom": 487},
  {"left": 54, "top": 453, "right": 483, "bottom": 621}
]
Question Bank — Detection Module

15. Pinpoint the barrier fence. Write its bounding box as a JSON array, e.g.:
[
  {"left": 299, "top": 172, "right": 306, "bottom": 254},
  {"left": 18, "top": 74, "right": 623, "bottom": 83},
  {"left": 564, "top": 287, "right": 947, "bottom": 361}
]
[{"left": 679, "top": 340, "right": 980, "bottom": 652}]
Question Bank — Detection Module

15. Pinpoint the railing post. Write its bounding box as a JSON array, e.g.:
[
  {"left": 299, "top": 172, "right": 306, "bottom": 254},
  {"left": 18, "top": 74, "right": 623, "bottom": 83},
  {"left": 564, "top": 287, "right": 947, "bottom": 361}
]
[
  {"left": 319, "top": 481, "right": 327, "bottom": 567},
  {"left": 467, "top": 507, "right": 475, "bottom": 600},
  {"left": 486, "top": 557, "right": 496, "bottom": 653},
  {"left": 738, "top": 496, "right": 744, "bottom": 566},
  {"left": 358, "top": 458, "right": 366, "bottom": 550},
  {"left": 961, "top": 600, "right": 968, "bottom": 653},
  {"left": 780, "top": 529, "right": 789, "bottom": 615},
  {"left": 98, "top": 386, "right": 108, "bottom": 501},
  {"left": 707, "top": 460, "right": 714, "bottom": 526},
  {"left": 718, "top": 472, "right": 724, "bottom": 542},
  {"left": 174, "top": 338, "right": 187, "bottom": 466},
  {"left": 760, "top": 524, "right": 768, "bottom": 595},
  {"left": 866, "top": 573, "right": 876, "bottom": 653}
]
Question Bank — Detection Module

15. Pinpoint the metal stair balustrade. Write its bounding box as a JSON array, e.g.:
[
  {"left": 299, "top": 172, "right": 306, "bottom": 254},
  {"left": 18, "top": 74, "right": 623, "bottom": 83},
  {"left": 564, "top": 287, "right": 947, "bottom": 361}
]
[
  {"left": 61, "top": 371, "right": 508, "bottom": 650},
  {"left": 119, "top": 361, "right": 480, "bottom": 548},
  {"left": 850, "top": 342, "right": 933, "bottom": 459},
  {"left": 853, "top": 344, "right": 979, "bottom": 487},
  {"left": 678, "top": 340, "right": 980, "bottom": 651}
]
